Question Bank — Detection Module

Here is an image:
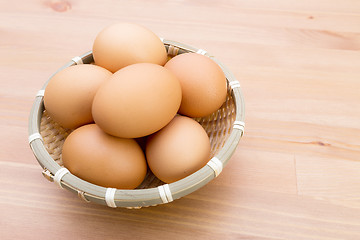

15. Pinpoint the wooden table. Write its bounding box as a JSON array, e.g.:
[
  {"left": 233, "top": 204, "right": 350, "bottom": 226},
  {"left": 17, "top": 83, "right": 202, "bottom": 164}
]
[{"left": 1, "top": 0, "right": 360, "bottom": 239}]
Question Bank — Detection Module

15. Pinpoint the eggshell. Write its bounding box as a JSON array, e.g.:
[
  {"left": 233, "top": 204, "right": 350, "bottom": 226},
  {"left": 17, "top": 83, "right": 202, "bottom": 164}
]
[
  {"left": 44, "top": 64, "right": 112, "bottom": 129},
  {"left": 62, "top": 124, "right": 147, "bottom": 189},
  {"left": 92, "top": 22, "right": 168, "bottom": 72},
  {"left": 92, "top": 63, "right": 182, "bottom": 138},
  {"left": 145, "top": 115, "right": 211, "bottom": 183},
  {"left": 164, "top": 52, "right": 227, "bottom": 117}
]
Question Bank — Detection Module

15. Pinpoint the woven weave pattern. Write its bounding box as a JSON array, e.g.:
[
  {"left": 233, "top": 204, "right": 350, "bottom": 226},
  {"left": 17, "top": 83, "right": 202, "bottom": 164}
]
[
  {"left": 40, "top": 111, "right": 71, "bottom": 166},
  {"left": 195, "top": 85, "right": 236, "bottom": 158}
]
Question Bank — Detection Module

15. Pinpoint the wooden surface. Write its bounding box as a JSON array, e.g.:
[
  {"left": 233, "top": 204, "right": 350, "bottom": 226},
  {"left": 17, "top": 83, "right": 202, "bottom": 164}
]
[{"left": 1, "top": 0, "right": 360, "bottom": 239}]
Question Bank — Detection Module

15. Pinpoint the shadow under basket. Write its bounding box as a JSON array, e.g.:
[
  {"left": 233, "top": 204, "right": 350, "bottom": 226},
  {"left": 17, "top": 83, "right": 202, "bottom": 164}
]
[{"left": 28, "top": 39, "right": 245, "bottom": 208}]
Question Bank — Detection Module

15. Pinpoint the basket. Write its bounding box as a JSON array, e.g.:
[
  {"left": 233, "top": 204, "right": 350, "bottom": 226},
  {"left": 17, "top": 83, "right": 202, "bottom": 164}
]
[{"left": 28, "top": 39, "right": 245, "bottom": 208}]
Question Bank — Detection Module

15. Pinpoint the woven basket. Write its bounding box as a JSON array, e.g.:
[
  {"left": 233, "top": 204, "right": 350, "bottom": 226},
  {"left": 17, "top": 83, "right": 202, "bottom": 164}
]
[{"left": 28, "top": 39, "right": 245, "bottom": 208}]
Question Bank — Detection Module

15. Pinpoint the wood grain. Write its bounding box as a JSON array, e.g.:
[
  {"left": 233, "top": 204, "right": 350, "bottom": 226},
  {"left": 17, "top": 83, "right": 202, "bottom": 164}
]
[{"left": 1, "top": 0, "right": 360, "bottom": 239}]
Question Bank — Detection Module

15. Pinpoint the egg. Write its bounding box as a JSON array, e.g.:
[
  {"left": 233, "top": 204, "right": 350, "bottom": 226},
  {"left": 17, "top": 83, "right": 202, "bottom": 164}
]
[
  {"left": 164, "top": 53, "right": 227, "bottom": 118},
  {"left": 44, "top": 64, "right": 112, "bottom": 129},
  {"left": 92, "top": 63, "right": 182, "bottom": 138},
  {"left": 92, "top": 22, "right": 168, "bottom": 73},
  {"left": 145, "top": 115, "right": 211, "bottom": 183},
  {"left": 62, "top": 124, "right": 147, "bottom": 189}
]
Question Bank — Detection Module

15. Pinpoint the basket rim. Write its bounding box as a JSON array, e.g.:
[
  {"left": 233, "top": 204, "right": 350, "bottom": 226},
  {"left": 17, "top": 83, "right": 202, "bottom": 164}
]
[{"left": 28, "top": 39, "right": 245, "bottom": 208}]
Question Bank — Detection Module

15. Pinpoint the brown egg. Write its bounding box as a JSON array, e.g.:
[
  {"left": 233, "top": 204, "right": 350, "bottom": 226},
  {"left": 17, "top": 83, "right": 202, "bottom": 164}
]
[
  {"left": 92, "top": 22, "right": 168, "bottom": 73},
  {"left": 146, "top": 115, "right": 211, "bottom": 183},
  {"left": 164, "top": 52, "right": 227, "bottom": 118},
  {"left": 92, "top": 63, "right": 182, "bottom": 138},
  {"left": 44, "top": 64, "right": 112, "bottom": 129},
  {"left": 62, "top": 124, "right": 147, "bottom": 189}
]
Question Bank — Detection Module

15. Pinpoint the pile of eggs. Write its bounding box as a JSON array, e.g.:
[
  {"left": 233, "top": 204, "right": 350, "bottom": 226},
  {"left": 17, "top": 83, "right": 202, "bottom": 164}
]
[{"left": 44, "top": 23, "right": 227, "bottom": 189}]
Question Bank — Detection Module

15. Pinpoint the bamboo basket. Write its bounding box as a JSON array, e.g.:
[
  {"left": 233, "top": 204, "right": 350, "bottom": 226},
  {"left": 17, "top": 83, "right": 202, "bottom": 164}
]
[{"left": 28, "top": 39, "right": 245, "bottom": 208}]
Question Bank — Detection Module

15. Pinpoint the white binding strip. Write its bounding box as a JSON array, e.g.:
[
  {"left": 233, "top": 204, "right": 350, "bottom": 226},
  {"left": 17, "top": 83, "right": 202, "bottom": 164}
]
[
  {"left": 233, "top": 125, "right": 245, "bottom": 131},
  {"left": 105, "top": 188, "right": 117, "bottom": 208},
  {"left": 207, "top": 157, "right": 223, "bottom": 177},
  {"left": 28, "top": 133, "right": 43, "bottom": 144},
  {"left": 160, "top": 37, "right": 164, "bottom": 42},
  {"left": 168, "top": 45, "right": 179, "bottom": 56},
  {"left": 158, "top": 185, "right": 168, "bottom": 203},
  {"left": 72, "top": 56, "right": 83, "bottom": 65},
  {"left": 36, "top": 90, "right": 45, "bottom": 97},
  {"left": 229, "top": 81, "right": 241, "bottom": 89},
  {"left": 233, "top": 121, "right": 245, "bottom": 132},
  {"left": 163, "top": 184, "right": 173, "bottom": 202},
  {"left": 53, "top": 168, "right": 70, "bottom": 189},
  {"left": 234, "top": 120, "right": 245, "bottom": 126},
  {"left": 196, "top": 49, "right": 207, "bottom": 55},
  {"left": 158, "top": 184, "right": 173, "bottom": 204}
]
